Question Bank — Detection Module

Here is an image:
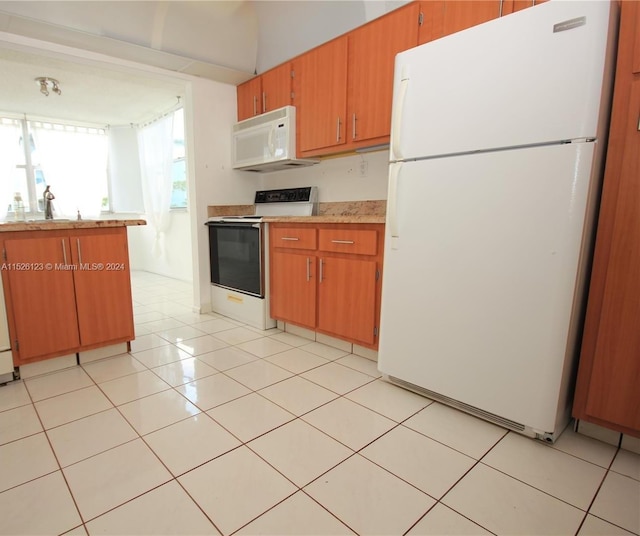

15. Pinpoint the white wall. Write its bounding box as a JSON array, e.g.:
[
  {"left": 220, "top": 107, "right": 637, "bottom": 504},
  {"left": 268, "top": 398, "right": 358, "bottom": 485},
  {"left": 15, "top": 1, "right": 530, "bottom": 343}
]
[
  {"left": 108, "top": 126, "right": 144, "bottom": 213},
  {"left": 256, "top": 150, "right": 390, "bottom": 202}
]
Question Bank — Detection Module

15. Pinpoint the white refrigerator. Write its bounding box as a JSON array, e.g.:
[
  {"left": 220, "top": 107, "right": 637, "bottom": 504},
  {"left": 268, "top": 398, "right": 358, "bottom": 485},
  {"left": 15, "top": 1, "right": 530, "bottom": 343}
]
[{"left": 378, "top": 0, "right": 619, "bottom": 442}]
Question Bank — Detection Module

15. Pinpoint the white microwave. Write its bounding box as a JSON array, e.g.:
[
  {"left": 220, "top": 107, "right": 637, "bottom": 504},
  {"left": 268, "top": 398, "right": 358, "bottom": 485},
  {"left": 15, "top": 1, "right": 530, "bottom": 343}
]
[{"left": 231, "top": 105, "right": 319, "bottom": 173}]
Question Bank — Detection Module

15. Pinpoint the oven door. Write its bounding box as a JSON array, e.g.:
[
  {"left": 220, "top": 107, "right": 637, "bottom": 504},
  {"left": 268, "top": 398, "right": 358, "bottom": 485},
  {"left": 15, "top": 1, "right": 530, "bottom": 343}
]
[{"left": 206, "top": 222, "right": 264, "bottom": 297}]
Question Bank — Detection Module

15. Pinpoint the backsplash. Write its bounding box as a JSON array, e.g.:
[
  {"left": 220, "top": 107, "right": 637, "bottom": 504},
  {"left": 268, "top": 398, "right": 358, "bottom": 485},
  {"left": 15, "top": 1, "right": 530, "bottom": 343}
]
[{"left": 207, "top": 200, "right": 386, "bottom": 218}]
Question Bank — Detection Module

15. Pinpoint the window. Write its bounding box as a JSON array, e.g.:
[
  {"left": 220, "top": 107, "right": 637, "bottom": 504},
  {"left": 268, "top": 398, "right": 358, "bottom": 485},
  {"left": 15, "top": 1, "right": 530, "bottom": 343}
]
[
  {"left": 0, "top": 117, "right": 108, "bottom": 219},
  {"left": 170, "top": 108, "right": 187, "bottom": 209}
]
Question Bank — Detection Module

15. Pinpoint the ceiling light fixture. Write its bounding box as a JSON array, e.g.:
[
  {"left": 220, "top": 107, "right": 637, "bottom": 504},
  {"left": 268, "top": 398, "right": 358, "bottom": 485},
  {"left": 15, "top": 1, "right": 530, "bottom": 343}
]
[{"left": 35, "top": 77, "right": 62, "bottom": 97}]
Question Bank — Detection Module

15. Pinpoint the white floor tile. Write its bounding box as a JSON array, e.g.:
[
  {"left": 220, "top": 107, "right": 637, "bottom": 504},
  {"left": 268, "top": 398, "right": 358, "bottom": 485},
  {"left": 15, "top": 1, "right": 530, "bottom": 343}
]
[
  {"left": 265, "top": 347, "right": 329, "bottom": 374},
  {"left": 302, "top": 397, "right": 396, "bottom": 451},
  {"left": 138, "top": 317, "right": 186, "bottom": 333},
  {"left": 237, "top": 491, "right": 355, "bottom": 535},
  {"left": 0, "top": 471, "right": 82, "bottom": 535},
  {"left": 334, "top": 354, "right": 381, "bottom": 378},
  {"left": 172, "top": 311, "right": 220, "bottom": 325},
  {"left": 589, "top": 471, "right": 640, "bottom": 534},
  {"left": 46, "top": 408, "right": 137, "bottom": 467},
  {"left": 156, "top": 324, "right": 207, "bottom": 344},
  {"left": 552, "top": 426, "right": 618, "bottom": 469},
  {"left": 151, "top": 357, "right": 217, "bottom": 387},
  {"left": 144, "top": 414, "right": 240, "bottom": 476},
  {"left": 0, "top": 404, "right": 42, "bottom": 445},
  {"left": 610, "top": 448, "right": 640, "bottom": 481},
  {"left": 235, "top": 337, "right": 293, "bottom": 358},
  {"left": 118, "top": 389, "right": 200, "bottom": 435},
  {"left": 305, "top": 454, "right": 435, "bottom": 536},
  {"left": 34, "top": 385, "right": 113, "bottom": 429},
  {"left": 224, "top": 360, "right": 293, "bottom": 391},
  {"left": 196, "top": 346, "right": 259, "bottom": 371},
  {"left": 178, "top": 446, "right": 297, "bottom": 536},
  {"left": 176, "top": 334, "right": 229, "bottom": 356},
  {"left": 131, "top": 345, "right": 192, "bottom": 368},
  {"left": 407, "top": 503, "right": 492, "bottom": 535},
  {"left": 299, "top": 342, "right": 350, "bottom": 361},
  {"left": 482, "top": 432, "right": 607, "bottom": 509},
  {"left": 99, "top": 369, "right": 171, "bottom": 406},
  {"left": 213, "top": 327, "right": 265, "bottom": 345},
  {"left": 0, "top": 433, "right": 58, "bottom": 492},
  {"left": 0, "top": 381, "right": 31, "bottom": 412},
  {"left": 82, "top": 354, "right": 146, "bottom": 384},
  {"left": 301, "top": 362, "right": 375, "bottom": 395},
  {"left": 194, "top": 318, "right": 240, "bottom": 334},
  {"left": 24, "top": 367, "right": 93, "bottom": 402},
  {"left": 404, "top": 402, "right": 507, "bottom": 459},
  {"left": 178, "top": 374, "right": 251, "bottom": 411},
  {"left": 63, "top": 439, "right": 172, "bottom": 522},
  {"left": 578, "top": 514, "right": 637, "bottom": 535},
  {"left": 85, "top": 480, "right": 219, "bottom": 535},
  {"left": 128, "top": 333, "right": 171, "bottom": 353},
  {"left": 442, "top": 463, "right": 584, "bottom": 535},
  {"left": 258, "top": 376, "right": 338, "bottom": 416},
  {"left": 134, "top": 311, "right": 166, "bottom": 324},
  {"left": 345, "top": 379, "right": 432, "bottom": 422},
  {"left": 268, "top": 331, "right": 316, "bottom": 348},
  {"left": 208, "top": 393, "right": 295, "bottom": 443},
  {"left": 249, "top": 419, "right": 352, "bottom": 487},
  {"left": 361, "top": 425, "right": 476, "bottom": 499}
]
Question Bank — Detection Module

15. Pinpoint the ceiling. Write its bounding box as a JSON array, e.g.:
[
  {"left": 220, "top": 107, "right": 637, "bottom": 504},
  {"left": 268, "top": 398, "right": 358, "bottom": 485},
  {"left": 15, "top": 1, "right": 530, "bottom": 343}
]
[{"left": 0, "top": 1, "right": 259, "bottom": 126}]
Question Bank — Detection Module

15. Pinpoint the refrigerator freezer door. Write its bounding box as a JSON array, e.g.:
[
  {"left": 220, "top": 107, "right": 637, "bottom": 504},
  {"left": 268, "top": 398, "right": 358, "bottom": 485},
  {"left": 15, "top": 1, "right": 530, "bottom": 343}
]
[
  {"left": 390, "top": 0, "right": 617, "bottom": 162},
  {"left": 378, "top": 143, "right": 598, "bottom": 434}
]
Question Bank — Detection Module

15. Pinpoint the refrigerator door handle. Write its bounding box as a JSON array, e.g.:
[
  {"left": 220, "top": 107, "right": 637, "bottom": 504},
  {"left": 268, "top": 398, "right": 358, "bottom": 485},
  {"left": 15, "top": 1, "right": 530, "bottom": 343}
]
[
  {"left": 388, "top": 162, "right": 402, "bottom": 238},
  {"left": 391, "top": 66, "right": 409, "bottom": 161}
]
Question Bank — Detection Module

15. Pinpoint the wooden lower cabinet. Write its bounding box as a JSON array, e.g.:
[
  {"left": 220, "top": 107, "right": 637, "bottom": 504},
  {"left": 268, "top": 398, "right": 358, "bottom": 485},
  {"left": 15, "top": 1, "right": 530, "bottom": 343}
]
[
  {"left": 269, "top": 223, "right": 384, "bottom": 349},
  {"left": 2, "top": 226, "right": 135, "bottom": 366}
]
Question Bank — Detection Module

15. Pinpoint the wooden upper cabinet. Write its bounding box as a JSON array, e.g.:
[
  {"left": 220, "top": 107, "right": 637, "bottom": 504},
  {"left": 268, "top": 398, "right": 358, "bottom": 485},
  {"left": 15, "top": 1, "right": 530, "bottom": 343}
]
[
  {"left": 237, "top": 76, "right": 262, "bottom": 121},
  {"left": 260, "top": 63, "right": 292, "bottom": 114},
  {"left": 296, "top": 36, "right": 349, "bottom": 154},
  {"left": 347, "top": 2, "right": 419, "bottom": 146},
  {"left": 441, "top": 0, "right": 501, "bottom": 36},
  {"left": 418, "top": 1, "right": 445, "bottom": 44},
  {"left": 502, "top": 0, "right": 547, "bottom": 17}
]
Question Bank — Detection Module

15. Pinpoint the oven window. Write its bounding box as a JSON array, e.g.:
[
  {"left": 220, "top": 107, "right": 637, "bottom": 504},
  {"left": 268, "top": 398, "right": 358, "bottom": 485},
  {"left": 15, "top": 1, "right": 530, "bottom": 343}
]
[{"left": 208, "top": 224, "right": 262, "bottom": 296}]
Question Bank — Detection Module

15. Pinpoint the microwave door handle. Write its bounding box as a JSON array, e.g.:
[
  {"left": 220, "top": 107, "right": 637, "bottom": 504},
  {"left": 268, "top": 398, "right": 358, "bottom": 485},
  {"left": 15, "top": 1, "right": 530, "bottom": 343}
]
[{"left": 267, "top": 126, "right": 275, "bottom": 157}]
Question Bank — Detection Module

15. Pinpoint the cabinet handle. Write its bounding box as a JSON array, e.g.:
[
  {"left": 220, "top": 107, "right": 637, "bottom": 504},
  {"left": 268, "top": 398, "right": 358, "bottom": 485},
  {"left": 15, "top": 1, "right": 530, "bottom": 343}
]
[
  {"left": 352, "top": 113, "right": 357, "bottom": 140},
  {"left": 331, "top": 239, "right": 355, "bottom": 245},
  {"left": 61, "top": 239, "right": 67, "bottom": 265},
  {"left": 253, "top": 95, "right": 257, "bottom": 116},
  {"left": 306, "top": 257, "right": 311, "bottom": 282},
  {"left": 319, "top": 258, "right": 324, "bottom": 283},
  {"left": 262, "top": 92, "right": 267, "bottom": 114},
  {"left": 76, "top": 238, "right": 82, "bottom": 265},
  {"left": 280, "top": 237, "right": 299, "bottom": 241},
  {"left": 336, "top": 117, "right": 342, "bottom": 142}
]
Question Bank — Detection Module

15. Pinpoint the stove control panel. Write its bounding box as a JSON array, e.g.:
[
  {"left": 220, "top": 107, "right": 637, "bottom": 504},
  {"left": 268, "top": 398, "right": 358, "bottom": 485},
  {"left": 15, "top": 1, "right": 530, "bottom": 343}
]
[{"left": 255, "top": 187, "right": 317, "bottom": 204}]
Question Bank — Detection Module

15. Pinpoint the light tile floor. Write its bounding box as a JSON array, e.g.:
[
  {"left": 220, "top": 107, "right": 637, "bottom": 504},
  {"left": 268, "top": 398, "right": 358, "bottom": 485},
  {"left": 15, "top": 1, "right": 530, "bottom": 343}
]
[{"left": 0, "top": 270, "right": 638, "bottom": 535}]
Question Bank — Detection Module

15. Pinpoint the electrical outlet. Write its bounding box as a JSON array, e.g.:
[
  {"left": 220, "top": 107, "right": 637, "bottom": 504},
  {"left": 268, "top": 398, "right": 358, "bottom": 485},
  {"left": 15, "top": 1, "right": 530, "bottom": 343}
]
[{"left": 359, "top": 160, "right": 368, "bottom": 177}]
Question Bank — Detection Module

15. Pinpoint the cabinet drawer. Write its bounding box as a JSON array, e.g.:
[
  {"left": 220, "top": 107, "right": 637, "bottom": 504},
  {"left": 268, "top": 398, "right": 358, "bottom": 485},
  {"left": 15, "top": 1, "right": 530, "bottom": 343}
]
[
  {"left": 318, "top": 229, "right": 377, "bottom": 255},
  {"left": 272, "top": 227, "right": 317, "bottom": 250}
]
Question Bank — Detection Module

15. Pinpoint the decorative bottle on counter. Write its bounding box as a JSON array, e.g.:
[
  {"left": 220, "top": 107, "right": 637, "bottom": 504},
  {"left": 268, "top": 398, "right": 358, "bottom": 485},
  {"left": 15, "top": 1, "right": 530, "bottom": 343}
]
[
  {"left": 13, "top": 192, "right": 25, "bottom": 221},
  {"left": 44, "top": 186, "right": 55, "bottom": 220}
]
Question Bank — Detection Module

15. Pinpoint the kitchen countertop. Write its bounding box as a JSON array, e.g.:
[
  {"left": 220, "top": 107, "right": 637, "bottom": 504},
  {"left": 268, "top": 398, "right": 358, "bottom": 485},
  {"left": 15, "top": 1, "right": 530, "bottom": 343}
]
[
  {"left": 0, "top": 219, "right": 146, "bottom": 232},
  {"left": 263, "top": 215, "right": 385, "bottom": 224}
]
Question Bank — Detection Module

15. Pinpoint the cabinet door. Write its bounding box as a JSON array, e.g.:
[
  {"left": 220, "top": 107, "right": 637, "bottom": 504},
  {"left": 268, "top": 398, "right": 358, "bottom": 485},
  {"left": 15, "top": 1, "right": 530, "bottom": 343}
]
[
  {"left": 270, "top": 251, "right": 316, "bottom": 329},
  {"left": 4, "top": 236, "right": 79, "bottom": 362},
  {"left": 317, "top": 256, "right": 377, "bottom": 345},
  {"left": 70, "top": 229, "right": 134, "bottom": 347},
  {"left": 348, "top": 3, "right": 419, "bottom": 145},
  {"left": 237, "top": 76, "right": 262, "bottom": 121},
  {"left": 296, "top": 36, "right": 348, "bottom": 154},
  {"left": 418, "top": 1, "right": 445, "bottom": 45},
  {"left": 581, "top": 79, "right": 640, "bottom": 432},
  {"left": 442, "top": 0, "right": 501, "bottom": 36},
  {"left": 261, "top": 63, "right": 292, "bottom": 114}
]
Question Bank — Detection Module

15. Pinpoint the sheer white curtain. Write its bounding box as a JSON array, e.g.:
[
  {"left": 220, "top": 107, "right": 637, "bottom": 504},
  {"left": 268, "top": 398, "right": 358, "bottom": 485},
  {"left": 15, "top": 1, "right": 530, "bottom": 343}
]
[
  {"left": 0, "top": 121, "right": 23, "bottom": 219},
  {"left": 31, "top": 123, "right": 108, "bottom": 219},
  {"left": 137, "top": 113, "right": 174, "bottom": 256}
]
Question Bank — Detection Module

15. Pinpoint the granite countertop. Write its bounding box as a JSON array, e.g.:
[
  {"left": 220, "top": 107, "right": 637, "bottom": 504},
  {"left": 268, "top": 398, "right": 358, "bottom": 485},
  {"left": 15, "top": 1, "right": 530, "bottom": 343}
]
[
  {"left": 0, "top": 219, "right": 146, "bottom": 232},
  {"left": 262, "top": 215, "right": 385, "bottom": 224}
]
